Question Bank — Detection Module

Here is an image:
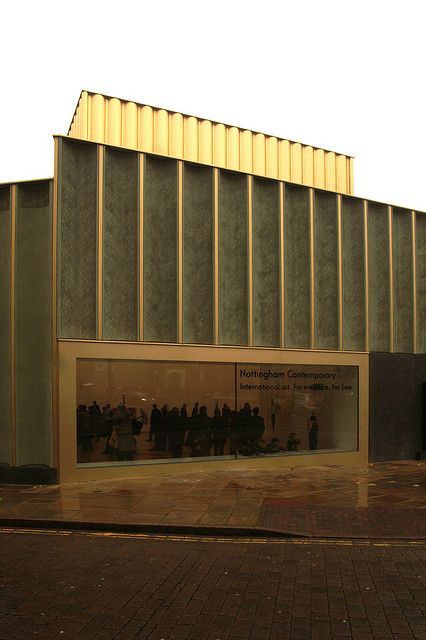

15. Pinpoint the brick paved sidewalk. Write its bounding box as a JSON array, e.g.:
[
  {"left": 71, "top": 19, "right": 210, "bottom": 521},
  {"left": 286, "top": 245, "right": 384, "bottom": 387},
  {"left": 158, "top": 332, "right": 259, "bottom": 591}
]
[
  {"left": 259, "top": 502, "right": 426, "bottom": 539},
  {"left": 0, "top": 530, "right": 425, "bottom": 640},
  {"left": 0, "top": 461, "right": 425, "bottom": 539}
]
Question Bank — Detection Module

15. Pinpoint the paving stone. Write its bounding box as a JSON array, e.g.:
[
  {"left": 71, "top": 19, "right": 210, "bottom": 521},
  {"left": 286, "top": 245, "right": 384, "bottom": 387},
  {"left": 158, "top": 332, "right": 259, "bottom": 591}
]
[{"left": 0, "top": 530, "right": 425, "bottom": 639}]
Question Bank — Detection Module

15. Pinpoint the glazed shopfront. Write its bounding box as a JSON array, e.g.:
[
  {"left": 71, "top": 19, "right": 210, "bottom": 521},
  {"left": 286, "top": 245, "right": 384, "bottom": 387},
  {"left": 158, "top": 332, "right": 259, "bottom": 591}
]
[{"left": 59, "top": 342, "right": 368, "bottom": 482}]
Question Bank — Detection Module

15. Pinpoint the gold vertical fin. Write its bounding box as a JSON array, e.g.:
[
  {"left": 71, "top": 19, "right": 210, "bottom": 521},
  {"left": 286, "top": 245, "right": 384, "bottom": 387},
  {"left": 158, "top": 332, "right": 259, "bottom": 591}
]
[
  {"left": 213, "top": 124, "right": 226, "bottom": 168},
  {"left": 91, "top": 94, "right": 105, "bottom": 144},
  {"left": 265, "top": 137, "right": 278, "bottom": 179},
  {"left": 337, "top": 194, "right": 343, "bottom": 350},
  {"left": 325, "top": 152, "right": 336, "bottom": 191},
  {"left": 199, "top": 120, "right": 213, "bottom": 165},
  {"left": 388, "top": 206, "right": 394, "bottom": 352},
  {"left": 52, "top": 140, "right": 59, "bottom": 470},
  {"left": 279, "top": 140, "right": 290, "bottom": 181},
  {"left": 227, "top": 127, "right": 239, "bottom": 171},
  {"left": 248, "top": 175, "right": 253, "bottom": 346},
  {"left": 291, "top": 143, "right": 302, "bottom": 184},
  {"left": 123, "top": 102, "right": 137, "bottom": 149},
  {"left": 156, "top": 109, "right": 169, "bottom": 156},
  {"left": 138, "top": 154, "right": 144, "bottom": 342},
  {"left": 349, "top": 158, "right": 355, "bottom": 194},
  {"left": 253, "top": 134, "right": 265, "bottom": 176},
  {"left": 309, "top": 188, "right": 315, "bottom": 349},
  {"left": 314, "top": 149, "right": 325, "bottom": 189},
  {"left": 140, "top": 106, "right": 154, "bottom": 152},
  {"left": 302, "top": 146, "right": 314, "bottom": 188},
  {"left": 178, "top": 161, "right": 184, "bottom": 343},
  {"left": 87, "top": 94, "right": 92, "bottom": 143},
  {"left": 336, "top": 155, "right": 347, "bottom": 194},
  {"left": 363, "top": 200, "right": 370, "bottom": 352},
  {"left": 97, "top": 146, "right": 104, "bottom": 340},
  {"left": 10, "top": 185, "right": 16, "bottom": 466},
  {"left": 108, "top": 98, "right": 122, "bottom": 147},
  {"left": 214, "top": 168, "right": 219, "bottom": 344},
  {"left": 412, "top": 211, "right": 417, "bottom": 353},
  {"left": 170, "top": 113, "right": 184, "bottom": 158},
  {"left": 279, "top": 182, "right": 285, "bottom": 348},
  {"left": 185, "top": 117, "right": 198, "bottom": 162},
  {"left": 240, "top": 130, "right": 253, "bottom": 174},
  {"left": 80, "top": 91, "right": 88, "bottom": 140}
]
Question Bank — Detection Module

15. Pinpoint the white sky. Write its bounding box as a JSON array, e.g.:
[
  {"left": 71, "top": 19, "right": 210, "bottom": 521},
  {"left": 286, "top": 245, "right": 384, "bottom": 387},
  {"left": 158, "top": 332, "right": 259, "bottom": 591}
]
[{"left": 1, "top": 0, "right": 425, "bottom": 211}]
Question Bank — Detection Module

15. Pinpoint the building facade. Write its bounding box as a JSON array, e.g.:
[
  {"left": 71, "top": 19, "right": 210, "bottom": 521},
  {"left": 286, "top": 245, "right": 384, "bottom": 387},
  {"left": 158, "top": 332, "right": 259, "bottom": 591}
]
[{"left": 0, "top": 92, "right": 425, "bottom": 483}]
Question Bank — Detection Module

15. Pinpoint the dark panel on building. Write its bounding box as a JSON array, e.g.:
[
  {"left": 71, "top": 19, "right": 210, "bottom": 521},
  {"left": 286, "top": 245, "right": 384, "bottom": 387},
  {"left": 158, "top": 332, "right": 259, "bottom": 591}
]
[
  {"left": 58, "top": 139, "right": 97, "bottom": 339},
  {"left": 313, "top": 190, "right": 338, "bottom": 350},
  {"left": 369, "top": 352, "right": 418, "bottom": 461},
  {"left": 103, "top": 148, "right": 138, "bottom": 341},
  {"left": 17, "top": 182, "right": 49, "bottom": 208},
  {"left": 342, "top": 197, "right": 365, "bottom": 351},
  {"left": 0, "top": 187, "right": 11, "bottom": 465},
  {"left": 252, "top": 178, "right": 280, "bottom": 347},
  {"left": 0, "top": 186, "right": 10, "bottom": 212},
  {"left": 144, "top": 155, "right": 178, "bottom": 342},
  {"left": 393, "top": 208, "right": 413, "bottom": 353},
  {"left": 0, "top": 466, "right": 57, "bottom": 485},
  {"left": 416, "top": 213, "right": 425, "bottom": 354},
  {"left": 15, "top": 182, "right": 52, "bottom": 465},
  {"left": 368, "top": 202, "right": 390, "bottom": 352},
  {"left": 284, "top": 184, "right": 310, "bottom": 349},
  {"left": 218, "top": 171, "right": 248, "bottom": 345},
  {"left": 183, "top": 163, "right": 214, "bottom": 344},
  {"left": 415, "top": 354, "right": 426, "bottom": 452}
]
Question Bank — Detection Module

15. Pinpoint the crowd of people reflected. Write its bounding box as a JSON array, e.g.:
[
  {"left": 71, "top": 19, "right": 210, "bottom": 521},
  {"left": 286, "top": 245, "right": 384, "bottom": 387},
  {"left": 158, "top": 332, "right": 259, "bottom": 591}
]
[{"left": 76, "top": 400, "right": 321, "bottom": 463}]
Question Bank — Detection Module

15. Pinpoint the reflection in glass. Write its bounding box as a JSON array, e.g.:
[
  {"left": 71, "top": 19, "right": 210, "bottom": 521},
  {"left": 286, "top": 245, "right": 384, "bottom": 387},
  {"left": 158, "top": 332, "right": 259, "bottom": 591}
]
[
  {"left": 236, "top": 364, "right": 358, "bottom": 455},
  {"left": 76, "top": 359, "right": 359, "bottom": 466},
  {"left": 76, "top": 359, "right": 235, "bottom": 464}
]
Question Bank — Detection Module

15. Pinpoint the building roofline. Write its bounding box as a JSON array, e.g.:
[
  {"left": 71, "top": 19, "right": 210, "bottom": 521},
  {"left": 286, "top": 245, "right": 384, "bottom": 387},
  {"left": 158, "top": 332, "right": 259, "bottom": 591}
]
[
  {"left": 0, "top": 177, "right": 53, "bottom": 187},
  {"left": 68, "top": 89, "right": 355, "bottom": 159},
  {"left": 55, "top": 135, "right": 426, "bottom": 214}
]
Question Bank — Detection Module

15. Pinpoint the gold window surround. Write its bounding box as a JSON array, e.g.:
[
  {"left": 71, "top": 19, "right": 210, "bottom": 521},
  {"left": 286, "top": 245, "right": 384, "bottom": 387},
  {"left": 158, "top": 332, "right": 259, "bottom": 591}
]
[
  {"left": 68, "top": 90, "right": 354, "bottom": 195},
  {"left": 58, "top": 339, "right": 369, "bottom": 483}
]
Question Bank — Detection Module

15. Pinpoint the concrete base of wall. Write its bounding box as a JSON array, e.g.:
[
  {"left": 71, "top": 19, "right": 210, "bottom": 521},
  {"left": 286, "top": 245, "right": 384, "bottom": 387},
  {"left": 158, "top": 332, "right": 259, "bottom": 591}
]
[{"left": 0, "top": 464, "right": 58, "bottom": 485}]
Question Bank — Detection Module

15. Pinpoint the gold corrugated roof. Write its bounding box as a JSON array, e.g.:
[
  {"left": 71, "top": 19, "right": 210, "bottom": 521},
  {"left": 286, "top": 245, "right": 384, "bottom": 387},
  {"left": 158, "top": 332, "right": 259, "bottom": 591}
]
[{"left": 68, "top": 90, "right": 354, "bottom": 194}]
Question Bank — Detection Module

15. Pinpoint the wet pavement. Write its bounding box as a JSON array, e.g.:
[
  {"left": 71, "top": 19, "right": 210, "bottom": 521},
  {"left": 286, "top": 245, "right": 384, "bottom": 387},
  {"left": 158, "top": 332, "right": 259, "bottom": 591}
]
[{"left": 0, "top": 461, "right": 425, "bottom": 539}]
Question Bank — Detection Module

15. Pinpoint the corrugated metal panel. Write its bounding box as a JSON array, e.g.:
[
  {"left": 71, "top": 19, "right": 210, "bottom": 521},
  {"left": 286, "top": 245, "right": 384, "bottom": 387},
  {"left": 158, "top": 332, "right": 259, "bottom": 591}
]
[{"left": 68, "top": 91, "right": 354, "bottom": 194}]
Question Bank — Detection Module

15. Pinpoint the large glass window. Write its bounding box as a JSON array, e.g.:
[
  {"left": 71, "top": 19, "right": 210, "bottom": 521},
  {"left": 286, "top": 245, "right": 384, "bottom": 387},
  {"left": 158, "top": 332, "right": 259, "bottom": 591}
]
[
  {"left": 76, "top": 359, "right": 235, "bottom": 465},
  {"left": 236, "top": 363, "right": 358, "bottom": 455},
  {"left": 76, "top": 359, "right": 358, "bottom": 466}
]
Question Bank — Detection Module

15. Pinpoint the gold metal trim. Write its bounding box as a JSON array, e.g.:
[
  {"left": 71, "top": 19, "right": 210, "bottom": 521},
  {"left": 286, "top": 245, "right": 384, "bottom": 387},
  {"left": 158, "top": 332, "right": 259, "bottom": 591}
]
[
  {"left": 58, "top": 339, "right": 369, "bottom": 483},
  {"left": 279, "top": 182, "right": 285, "bottom": 348},
  {"left": 309, "top": 189, "right": 315, "bottom": 349},
  {"left": 52, "top": 140, "right": 60, "bottom": 470},
  {"left": 363, "top": 200, "right": 369, "bottom": 352},
  {"left": 214, "top": 168, "right": 219, "bottom": 344},
  {"left": 388, "top": 206, "right": 394, "bottom": 352},
  {"left": 10, "top": 185, "right": 16, "bottom": 466},
  {"left": 337, "top": 195, "right": 343, "bottom": 350},
  {"left": 178, "top": 161, "right": 184, "bottom": 343},
  {"left": 412, "top": 211, "right": 417, "bottom": 353},
  {"left": 138, "top": 154, "right": 144, "bottom": 342},
  {"left": 248, "top": 175, "right": 253, "bottom": 346},
  {"left": 59, "top": 335, "right": 369, "bottom": 354},
  {"left": 96, "top": 146, "right": 104, "bottom": 340}
]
